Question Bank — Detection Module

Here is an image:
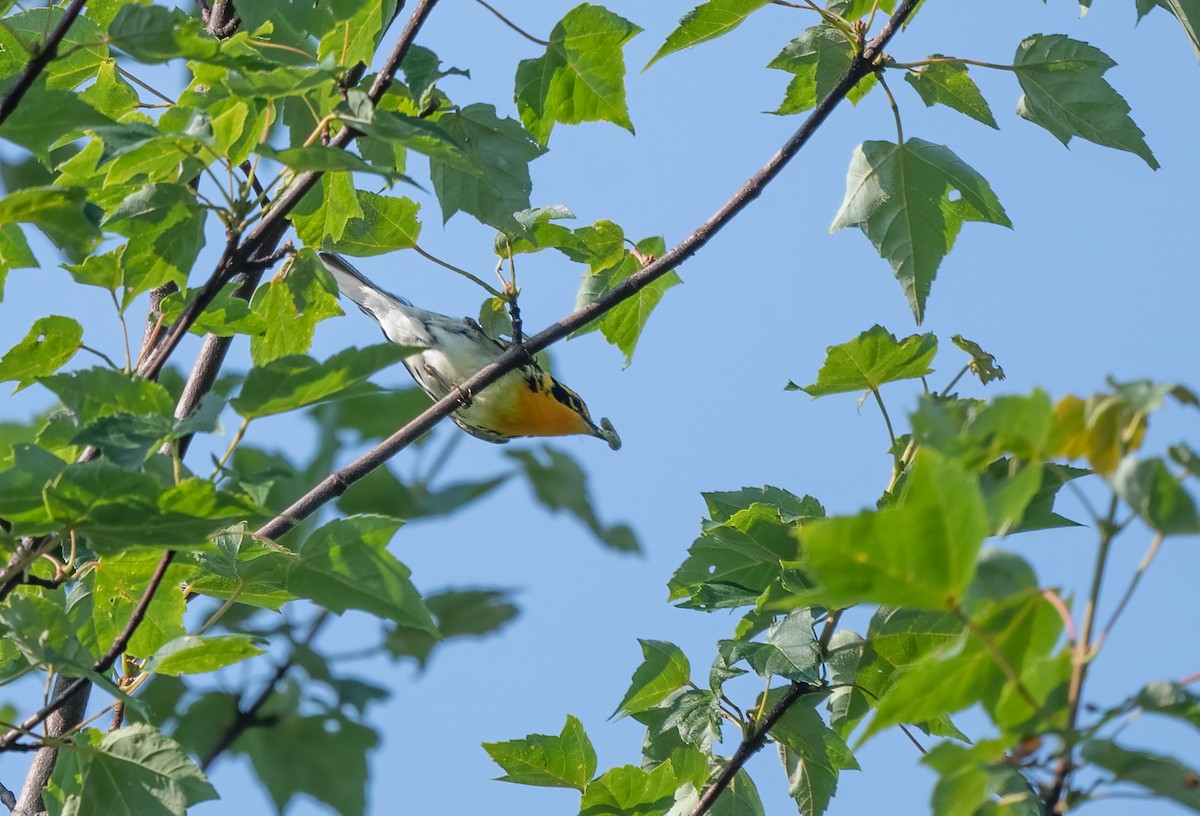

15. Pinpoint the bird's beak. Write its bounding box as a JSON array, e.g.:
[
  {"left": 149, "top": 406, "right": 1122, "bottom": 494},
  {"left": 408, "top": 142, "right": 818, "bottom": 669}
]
[{"left": 598, "top": 417, "right": 621, "bottom": 451}]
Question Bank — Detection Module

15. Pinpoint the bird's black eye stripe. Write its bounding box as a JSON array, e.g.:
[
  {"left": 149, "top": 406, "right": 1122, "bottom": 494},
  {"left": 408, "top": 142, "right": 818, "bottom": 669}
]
[{"left": 550, "top": 380, "right": 589, "bottom": 416}]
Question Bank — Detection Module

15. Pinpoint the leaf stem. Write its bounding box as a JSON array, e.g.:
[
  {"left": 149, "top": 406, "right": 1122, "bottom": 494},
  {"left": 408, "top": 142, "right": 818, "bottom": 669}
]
[
  {"left": 210, "top": 416, "right": 251, "bottom": 481},
  {"left": 472, "top": 0, "right": 549, "bottom": 46},
  {"left": 78, "top": 343, "right": 120, "bottom": 371},
  {"left": 413, "top": 244, "right": 505, "bottom": 298},
  {"left": 870, "top": 387, "right": 898, "bottom": 453},
  {"left": 890, "top": 56, "right": 1016, "bottom": 72},
  {"left": 876, "top": 71, "right": 904, "bottom": 144},
  {"left": 940, "top": 364, "right": 971, "bottom": 396}
]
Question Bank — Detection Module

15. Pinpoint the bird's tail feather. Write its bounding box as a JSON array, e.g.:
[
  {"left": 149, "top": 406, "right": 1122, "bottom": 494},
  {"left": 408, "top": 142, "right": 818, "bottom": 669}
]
[{"left": 318, "top": 251, "right": 412, "bottom": 313}]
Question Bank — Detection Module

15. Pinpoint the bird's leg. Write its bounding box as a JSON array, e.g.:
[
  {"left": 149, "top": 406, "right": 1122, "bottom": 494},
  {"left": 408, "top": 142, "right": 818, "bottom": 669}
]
[{"left": 424, "top": 364, "right": 473, "bottom": 408}]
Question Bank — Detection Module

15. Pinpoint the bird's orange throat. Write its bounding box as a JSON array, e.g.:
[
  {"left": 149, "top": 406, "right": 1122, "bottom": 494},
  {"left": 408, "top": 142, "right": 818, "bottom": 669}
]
[{"left": 480, "top": 376, "right": 597, "bottom": 439}]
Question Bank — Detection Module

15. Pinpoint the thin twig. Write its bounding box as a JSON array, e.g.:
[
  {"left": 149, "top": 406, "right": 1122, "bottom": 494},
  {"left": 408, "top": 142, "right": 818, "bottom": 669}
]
[
  {"left": 254, "top": 0, "right": 921, "bottom": 543},
  {"left": 1093, "top": 532, "right": 1163, "bottom": 654},
  {"left": 0, "top": 0, "right": 88, "bottom": 125},
  {"left": 1044, "top": 494, "right": 1120, "bottom": 813},
  {"left": 472, "top": 0, "right": 549, "bottom": 46},
  {"left": 199, "top": 610, "right": 330, "bottom": 770}
]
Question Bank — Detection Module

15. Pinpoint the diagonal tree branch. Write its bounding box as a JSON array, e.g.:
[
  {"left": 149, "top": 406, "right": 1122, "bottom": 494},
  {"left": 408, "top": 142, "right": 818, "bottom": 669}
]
[
  {"left": 0, "top": 0, "right": 88, "bottom": 125},
  {"left": 253, "top": 0, "right": 921, "bottom": 542},
  {"left": 690, "top": 681, "right": 816, "bottom": 816}
]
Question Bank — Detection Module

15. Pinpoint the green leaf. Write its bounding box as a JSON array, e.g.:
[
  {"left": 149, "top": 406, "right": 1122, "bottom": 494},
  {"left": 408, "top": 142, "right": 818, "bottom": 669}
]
[
  {"left": 483, "top": 714, "right": 597, "bottom": 791},
  {"left": 0, "top": 83, "right": 113, "bottom": 160},
  {"left": 328, "top": 191, "right": 422, "bottom": 256},
  {"left": 792, "top": 325, "right": 936, "bottom": 398},
  {"left": 1160, "top": 0, "right": 1200, "bottom": 58},
  {"left": 401, "top": 44, "right": 470, "bottom": 106},
  {"left": 579, "top": 762, "right": 677, "bottom": 816},
  {"left": 316, "top": 0, "right": 397, "bottom": 67},
  {"left": 867, "top": 591, "right": 1063, "bottom": 739},
  {"left": 146, "top": 634, "right": 265, "bottom": 676},
  {"left": 249, "top": 250, "right": 343, "bottom": 366},
  {"left": 670, "top": 499, "right": 818, "bottom": 611},
  {"left": 768, "top": 24, "right": 875, "bottom": 115},
  {"left": 614, "top": 639, "right": 692, "bottom": 718},
  {"left": 106, "top": 4, "right": 219, "bottom": 64},
  {"left": 508, "top": 446, "right": 639, "bottom": 552},
  {"left": 903, "top": 58, "right": 998, "bottom": 128},
  {"left": 383, "top": 588, "right": 519, "bottom": 668},
  {"left": 46, "top": 466, "right": 263, "bottom": 552},
  {"left": 91, "top": 551, "right": 187, "bottom": 659},
  {"left": 720, "top": 608, "right": 822, "bottom": 685},
  {"left": 48, "top": 724, "right": 217, "bottom": 816},
  {"left": 768, "top": 689, "right": 859, "bottom": 816},
  {"left": 0, "top": 9, "right": 107, "bottom": 90},
  {"left": 924, "top": 740, "right": 1041, "bottom": 816},
  {"left": 655, "top": 688, "right": 723, "bottom": 752},
  {"left": 292, "top": 171, "right": 364, "bottom": 246},
  {"left": 232, "top": 344, "right": 418, "bottom": 418},
  {"left": 574, "top": 236, "right": 680, "bottom": 366},
  {"left": 647, "top": 0, "right": 770, "bottom": 68},
  {"left": 1112, "top": 456, "right": 1200, "bottom": 535},
  {"left": 1012, "top": 34, "right": 1158, "bottom": 169},
  {"left": 103, "top": 183, "right": 207, "bottom": 308},
  {"left": 951, "top": 334, "right": 1006, "bottom": 385},
  {"left": 42, "top": 367, "right": 173, "bottom": 422},
  {"left": 830, "top": 139, "right": 1011, "bottom": 324},
  {"left": 0, "top": 223, "right": 37, "bottom": 296},
  {"left": 515, "top": 3, "right": 641, "bottom": 144},
  {"left": 826, "top": 608, "right": 963, "bottom": 739},
  {"left": 79, "top": 61, "right": 141, "bottom": 120},
  {"left": 286, "top": 516, "right": 436, "bottom": 632},
  {"left": 340, "top": 92, "right": 471, "bottom": 169},
  {"left": 70, "top": 413, "right": 170, "bottom": 468},
  {"left": 309, "top": 385, "right": 431, "bottom": 441},
  {"left": 1135, "top": 681, "right": 1200, "bottom": 728},
  {"left": 0, "top": 444, "right": 68, "bottom": 532},
  {"left": 429, "top": 104, "right": 546, "bottom": 232},
  {"left": 707, "top": 770, "right": 767, "bottom": 816},
  {"left": 241, "top": 711, "right": 377, "bottom": 816},
  {"left": 800, "top": 449, "right": 988, "bottom": 609},
  {"left": 0, "top": 187, "right": 101, "bottom": 263},
  {"left": 1081, "top": 739, "right": 1200, "bottom": 809},
  {"left": 64, "top": 248, "right": 122, "bottom": 292},
  {"left": 339, "top": 467, "right": 508, "bottom": 520},
  {"left": 158, "top": 284, "right": 268, "bottom": 338},
  {"left": 260, "top": 145, "right": 402, "bottom": 179},
  {"left": 0, "top": 316, "right": 83, "bottom": 391},
  {"left": 0, "top": 590, "right": 105, "bottom": 681}
]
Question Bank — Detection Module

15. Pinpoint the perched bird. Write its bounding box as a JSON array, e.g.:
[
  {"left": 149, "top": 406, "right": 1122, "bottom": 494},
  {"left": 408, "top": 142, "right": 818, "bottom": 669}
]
[{"left": 319, "top": 252, "right": 621, "bottom": 450}]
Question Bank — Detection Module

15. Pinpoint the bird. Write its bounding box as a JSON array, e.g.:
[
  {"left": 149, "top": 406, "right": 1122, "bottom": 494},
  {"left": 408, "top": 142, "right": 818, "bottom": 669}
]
[{"left": 318, "top": 252, "right": 621, "bottom": 450}]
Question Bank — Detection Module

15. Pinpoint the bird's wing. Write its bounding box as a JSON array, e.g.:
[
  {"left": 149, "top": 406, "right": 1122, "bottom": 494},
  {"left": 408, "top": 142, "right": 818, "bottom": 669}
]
[{"left": 319, "top": 252, "right": 433, "bottom": 348}]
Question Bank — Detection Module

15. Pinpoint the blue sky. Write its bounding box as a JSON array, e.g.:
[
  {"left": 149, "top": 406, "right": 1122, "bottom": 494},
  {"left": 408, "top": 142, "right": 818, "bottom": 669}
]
[{"left": 2, "top": 1, "right": 1199, "bottom": 814}]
